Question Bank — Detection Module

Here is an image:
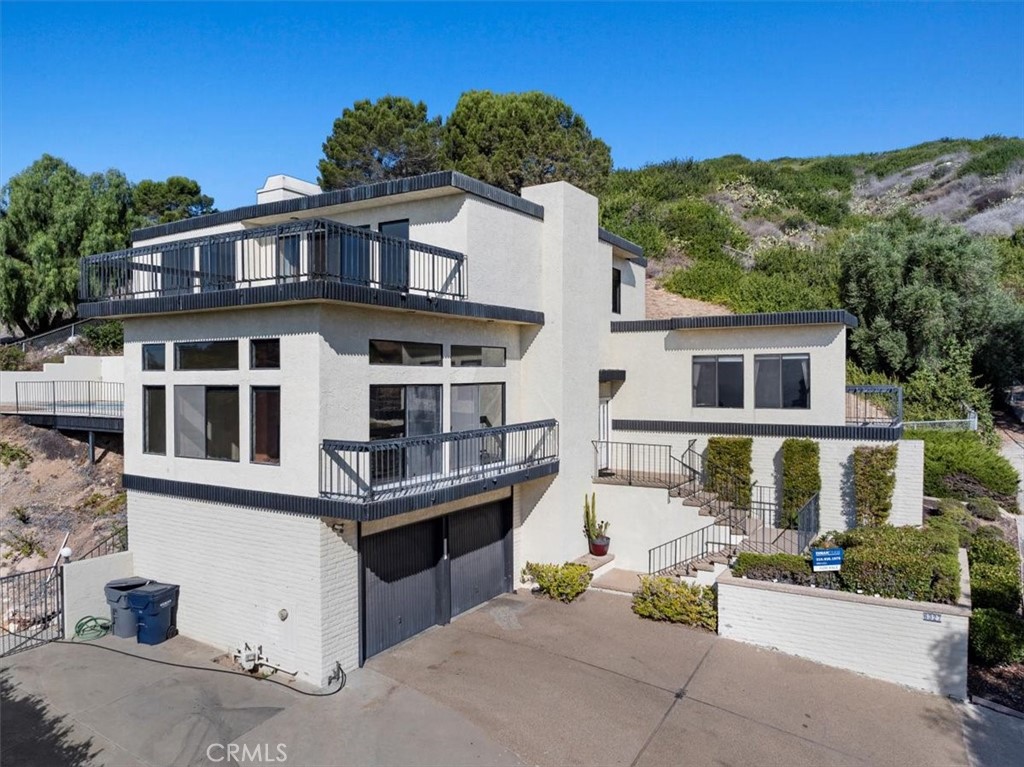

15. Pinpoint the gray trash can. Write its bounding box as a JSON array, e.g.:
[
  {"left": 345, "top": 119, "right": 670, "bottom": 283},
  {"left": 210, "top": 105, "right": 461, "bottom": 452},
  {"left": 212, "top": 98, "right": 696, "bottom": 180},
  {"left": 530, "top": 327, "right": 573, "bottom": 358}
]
[{"left": 104, "top": 577, "right": 150, "bottom": 638}]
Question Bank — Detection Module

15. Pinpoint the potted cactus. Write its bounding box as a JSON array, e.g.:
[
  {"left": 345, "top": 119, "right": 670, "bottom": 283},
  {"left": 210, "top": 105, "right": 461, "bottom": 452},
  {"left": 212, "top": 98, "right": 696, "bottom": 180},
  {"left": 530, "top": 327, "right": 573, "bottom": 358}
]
[{"left": 583, "top": 492, "right": 611, "bottom": 556}]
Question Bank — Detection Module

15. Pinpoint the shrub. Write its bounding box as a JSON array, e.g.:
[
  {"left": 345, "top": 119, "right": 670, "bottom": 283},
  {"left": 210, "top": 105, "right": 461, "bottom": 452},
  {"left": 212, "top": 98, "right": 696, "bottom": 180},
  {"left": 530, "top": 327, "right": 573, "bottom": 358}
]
[
  {"left": 957, "top": 138, "right": 1024, "bottom": 178},
  {"left": 908, "top": 429, "right": 1020, "bottom": 509},
  {"left": 9, "top": 506, "right": 30, "bottom": 523},
  {"left": 970, "top": 609, "right": 1024, "bottom": 667},
  {"left": 852, "top": 445, "right": 898, "bottom": 526},
  {"left": 82, "top": 320, "right": 124, "bottom": 354},
  {"left": 967, "top": 497, "right": 1001, "bottom": 521},
  {"left": 972, "top": 524, "right": 1006, "bottom": 542},
  {"left": 908, "top": 177, "right": 930, "bottom": 194},
  {"left": 730, "top": 552, "right": 841, "bottom": 588},
  {"left": 0, "top": 442, "right": 33, "bottom": 469},
  {"left": 521, "top": 562, "right": 592, "bottom": 603},
  {"left": 632, "top": 576, "right": 717, "bottom": 631},
  {"left": 661, "top": 198, "right": 749, "bottom": 260},
  {"left": 705, "top": 437, "right": 753, "bottom": 508},
  {"left": 928, "top": 501, "right": 975, "bottom": 547},
  {"left": 1, "top": 531, "right": 45, "bottom": 559},
  {"left": 969, "top": 536, "right": 1019, "bottom": 568},
  {"left": 781, "top": 439, "right": 821, "bottom": 528},
  {"left": 0, "top": 345, "right": 26, "bottom": 371},
  {"left": 971, "top": 563, "right": 1023, "bottom": 613}
]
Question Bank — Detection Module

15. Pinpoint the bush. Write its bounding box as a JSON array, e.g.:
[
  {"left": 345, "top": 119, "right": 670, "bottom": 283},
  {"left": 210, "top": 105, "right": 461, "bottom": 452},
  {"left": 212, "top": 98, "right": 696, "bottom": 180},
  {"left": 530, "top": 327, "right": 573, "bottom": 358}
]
[
  {"left": 908, "top": 429, "right": 1020, "bottom": 509},
  {"left": 0, "top": 345, "right": 26, "bottom": 371},
  {"left": 781, "top": 439, "right": 821, "bottom": 528},
  {"left": 970, "top": 609, "right": 1024, "bottom": 667},
  {"left": 968, "top": 497, "right": 1001, "bottom": 521},
  {"left": 521, "top": 562, "right": 592, "bottom": 603},
  {"left": 852, "top": 445, "right": 898, "bottom": 526},
  {"left": 969, "top": 535, "right": 1019, "bottom": 568},
  {"left": 928, "top": 501, "right": 975, "bottom": 547},
  {"left": 957, "top": 138, "right": 1024, "bottom": 178},
  {"left": 82, "top": 320, "right": 124, "bottom": 354},
  {"left": 973, "top": 524, "right": 1006, "bottom": 542},
  {"left": 661, "top": 198, "right": 749, "bottom": 260},
  {"left": 971, "top": 563, "right": 1023, "bottom": 613},
  {"left": 731, "top": 552, "right": 840, "bottom": 588},
  {"left": 705, "top": 437, "right": 753, "bottom": 508},
  {"left": 631, "top": 576, "right": 717, "bottom": 631},
  {"left": 0, "top": 442, "right": 33, "bottom": 469}
]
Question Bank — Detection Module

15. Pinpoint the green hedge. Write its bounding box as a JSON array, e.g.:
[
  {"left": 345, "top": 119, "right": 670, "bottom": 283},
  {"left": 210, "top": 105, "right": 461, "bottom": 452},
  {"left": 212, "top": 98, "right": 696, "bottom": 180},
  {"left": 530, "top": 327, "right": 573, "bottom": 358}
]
[
  {"left": 852, "top": 445, "right": 898, "bottom": 526},
  {"left": 969, "top": 609, "right": 1024, "bottom": 667},
  {"left": 781, "top": 439, "right": 821, "bottom": 528},
  {"left": 521, "top": 562, "right": 592, "bottom": 603},
  {"left": 732, "top": 552, "right": 839, "bottom": 588},
  {"left": 906, "top": 429, "right": 1020, "bottom": 510},
  {"left": 967, "top": 497, "right": 1001, "bottom": 521},
  {"left": 927, "top": 501, "right": 976, "bottom": 547},
  {"left": 705, "top": 437, "right": 753, "bottom": 508},
  {"left": 969, "top": 536, "right": 1020, "bottom": 569},
  {"left": 971, "top": 563, "right": 1022, "bottom": 613},
  {"left": 632, "top": 576, "right": 717, "bottom": 631},
  {"left": 82, "top": 320, "right": 124, "bottom": 354}
]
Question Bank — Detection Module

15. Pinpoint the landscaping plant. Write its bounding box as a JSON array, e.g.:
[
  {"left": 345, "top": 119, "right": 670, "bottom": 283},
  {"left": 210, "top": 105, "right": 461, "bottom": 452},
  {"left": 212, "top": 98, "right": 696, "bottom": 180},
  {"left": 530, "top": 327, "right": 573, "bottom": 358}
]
[
  {"left": 705, "top": 437, "right": 753, "bottom": 508},
  {"left": 632, "top": 576, "right": 717, "bottom": 631},
  {"left": 781, "top": 438, "right": 821, "bottom": 528},
  {"left": 969, "top": 609, "right": 1024, "bottom": 667},
  {"left": 583, "top": 492, "right": 609, "bottom": 541},
  {"left": 521, "top": 562, "right": 592, "bottom": 603},
  {"left": 852, "top": 445, "right": 898, "bottom": 526}
]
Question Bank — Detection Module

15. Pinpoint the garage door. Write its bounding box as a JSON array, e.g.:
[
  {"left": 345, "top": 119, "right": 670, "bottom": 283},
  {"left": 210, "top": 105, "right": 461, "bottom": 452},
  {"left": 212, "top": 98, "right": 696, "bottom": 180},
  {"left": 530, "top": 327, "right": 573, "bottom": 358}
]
[
  {"left": 449, "top": 502, "right": 512, "bottom": 618},
  {"left": 362, "top": 499, "right": 512, "bottom": 659}
]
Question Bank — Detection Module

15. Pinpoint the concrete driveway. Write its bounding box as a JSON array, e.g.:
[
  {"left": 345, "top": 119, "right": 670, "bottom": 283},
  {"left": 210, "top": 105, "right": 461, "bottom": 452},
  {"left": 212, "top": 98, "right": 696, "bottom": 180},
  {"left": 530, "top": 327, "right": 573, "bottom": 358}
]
[{"left": 3, "top": 589, "right": 1022, "bottom": 766}]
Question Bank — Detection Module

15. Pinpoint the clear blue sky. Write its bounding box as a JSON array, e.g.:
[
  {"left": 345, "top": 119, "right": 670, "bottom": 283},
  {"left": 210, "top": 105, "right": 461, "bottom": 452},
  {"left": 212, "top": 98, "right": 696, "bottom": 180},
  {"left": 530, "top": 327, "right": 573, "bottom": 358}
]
[{"left": 3, "top": 2, "right": 1023, "bottom": 209}]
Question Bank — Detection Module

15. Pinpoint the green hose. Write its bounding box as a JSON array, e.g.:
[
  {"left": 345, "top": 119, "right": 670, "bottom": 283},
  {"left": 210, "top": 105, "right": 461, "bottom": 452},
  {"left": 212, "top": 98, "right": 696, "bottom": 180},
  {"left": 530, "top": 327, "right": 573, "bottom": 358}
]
[{"left": 74, "top": 615, "right": 112, "bottom": 641}]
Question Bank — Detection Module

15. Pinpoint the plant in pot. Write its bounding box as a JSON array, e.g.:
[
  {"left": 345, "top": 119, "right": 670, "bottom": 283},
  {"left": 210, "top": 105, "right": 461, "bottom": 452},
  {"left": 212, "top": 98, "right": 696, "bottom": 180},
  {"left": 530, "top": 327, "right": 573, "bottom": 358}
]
[{"left": 584, "top": 492, "right": 611, "bottom": 556}]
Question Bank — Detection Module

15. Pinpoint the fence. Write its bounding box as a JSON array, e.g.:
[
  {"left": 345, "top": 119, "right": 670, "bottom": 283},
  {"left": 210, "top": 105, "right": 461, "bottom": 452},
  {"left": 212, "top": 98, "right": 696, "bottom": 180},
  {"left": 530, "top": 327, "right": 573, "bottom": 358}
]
[
  {"left": 79, "top": 218, "right": 467, "bottom": 303},
  {"left": 14, "top": 380, "right": 124, "bottom": 418},
  {"left": 76, "top": 527, "right": 128, "bottom": 561},
  {"left": 1, "top": 319, "right": 101, "bottom": 352},
  {"left": 845, "top": 385, "right": 903, "bottom": 426},
  {"left": 0, "top": 566, "right": 63, "bottom": 656}
]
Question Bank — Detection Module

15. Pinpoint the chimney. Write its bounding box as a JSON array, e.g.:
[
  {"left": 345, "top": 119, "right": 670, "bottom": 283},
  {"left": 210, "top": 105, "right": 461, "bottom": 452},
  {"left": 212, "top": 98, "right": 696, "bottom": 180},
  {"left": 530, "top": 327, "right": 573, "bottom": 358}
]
[{"left": 256, "top": 175, "right": 322, "bottom": 204}]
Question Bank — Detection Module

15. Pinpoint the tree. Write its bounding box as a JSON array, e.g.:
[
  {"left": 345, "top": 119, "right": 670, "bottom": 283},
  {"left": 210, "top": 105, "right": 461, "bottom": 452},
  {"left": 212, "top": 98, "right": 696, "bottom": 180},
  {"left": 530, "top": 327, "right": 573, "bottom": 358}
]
[
  {"left": 318, "top": 96, "right": 443, "bottom": 190},
  {"left": 133, "top": 176, "right": 215, "bottom": 224},
  {"left": 0, "top": 156, "right": 135, "bottom": 335},
  {"left": 443, "top": 90, "right": 612, "bottom": 195},
  {"left": 839, "top": 216, "right": 1004, "bottom": 379}
]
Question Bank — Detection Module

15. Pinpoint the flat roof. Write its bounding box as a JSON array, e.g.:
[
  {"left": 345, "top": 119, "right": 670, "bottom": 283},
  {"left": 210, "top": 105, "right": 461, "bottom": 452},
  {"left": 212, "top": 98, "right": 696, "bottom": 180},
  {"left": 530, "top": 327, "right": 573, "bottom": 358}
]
[{"left": 611, "top": 309, "right": 859, "bottom": 333}]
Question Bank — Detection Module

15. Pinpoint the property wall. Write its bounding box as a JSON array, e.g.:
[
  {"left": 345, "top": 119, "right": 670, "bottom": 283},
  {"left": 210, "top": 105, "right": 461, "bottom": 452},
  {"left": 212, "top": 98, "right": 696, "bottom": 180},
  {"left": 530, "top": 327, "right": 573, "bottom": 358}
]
[
  {"left": 61, "top": 551, "right": 133, "bottom": 638},
  {"left": 1, "top": 355, "right": 124, "bottom": 406},
  {"left": 716, "top": 569, "right": 970, "bottom": 699},
  {"left": 128, "top": 491, "right": 359, "bottom": 686}
]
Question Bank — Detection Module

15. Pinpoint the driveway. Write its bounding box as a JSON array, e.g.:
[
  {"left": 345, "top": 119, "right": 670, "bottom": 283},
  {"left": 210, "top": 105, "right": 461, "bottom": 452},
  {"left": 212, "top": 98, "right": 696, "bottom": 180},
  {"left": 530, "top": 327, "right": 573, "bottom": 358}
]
[{"left": 3, "top": 589, "right": 1022, "bottom": 766}]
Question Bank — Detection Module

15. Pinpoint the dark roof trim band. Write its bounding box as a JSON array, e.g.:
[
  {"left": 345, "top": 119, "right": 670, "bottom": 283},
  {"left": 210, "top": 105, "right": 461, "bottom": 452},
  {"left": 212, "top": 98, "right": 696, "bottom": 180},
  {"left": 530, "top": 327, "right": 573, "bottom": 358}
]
[
  {"left": 611, "top": 310, "right": 859, "bottom": 333},
  {"left": 599, "top": 369, "right": 627, "bottom": 383},
  {"left": 598, "top": 227, "right": 646, "bottom": 266},
  {"left": 612, "top": 419, "right": 902, "bottom": 442}
]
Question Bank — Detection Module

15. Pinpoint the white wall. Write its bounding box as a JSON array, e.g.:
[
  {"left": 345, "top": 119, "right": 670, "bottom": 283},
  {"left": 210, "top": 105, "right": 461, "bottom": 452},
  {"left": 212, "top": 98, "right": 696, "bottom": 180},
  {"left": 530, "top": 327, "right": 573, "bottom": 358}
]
[
  {"left": 716, "top": 569, "right": 970, "bottom": 699},
  {"left": 128, "top": 491, "right": 359, "bottom": 686},
  {"left": 1, "top": 355, "right": 124, "bottom": 405},
  {"left": 611, "top": 252, "right": 645, "bottom": 323},
  {"left": 62, "top": 551, "right": 134, "bottom": 638}
]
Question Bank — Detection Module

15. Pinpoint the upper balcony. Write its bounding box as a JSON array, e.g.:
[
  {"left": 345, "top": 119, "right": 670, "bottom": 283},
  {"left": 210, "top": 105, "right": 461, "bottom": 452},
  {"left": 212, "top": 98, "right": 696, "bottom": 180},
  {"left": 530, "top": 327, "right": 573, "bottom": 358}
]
[
  {"left": 75, "top": 218, "right": 549, "bottom": 323},
  {"left": 845, "top": 385, "right": 903, "bottom": 428}
]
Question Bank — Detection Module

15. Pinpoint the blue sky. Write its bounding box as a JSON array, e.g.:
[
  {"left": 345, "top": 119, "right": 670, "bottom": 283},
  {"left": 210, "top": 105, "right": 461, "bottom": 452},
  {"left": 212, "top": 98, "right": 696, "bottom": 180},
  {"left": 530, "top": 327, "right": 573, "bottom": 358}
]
[{"left": 3, "top": 2, "right": 1023, "bottom": 210}]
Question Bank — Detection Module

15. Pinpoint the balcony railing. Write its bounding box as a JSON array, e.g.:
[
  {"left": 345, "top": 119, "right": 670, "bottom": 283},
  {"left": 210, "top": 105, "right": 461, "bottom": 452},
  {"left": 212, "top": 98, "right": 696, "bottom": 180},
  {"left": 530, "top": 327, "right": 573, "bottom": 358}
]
[
  {"left": 14, "top": 381, "right": 124, "bottom": 419},
  {"left": 79, "top": 218, "right": 467, "bottom": 304},
  {"left": 845, "top": 385, "right": 903, "bottom": 427},
  {"left": 320, "top": 420, "right": 559, "bottom": 502}
]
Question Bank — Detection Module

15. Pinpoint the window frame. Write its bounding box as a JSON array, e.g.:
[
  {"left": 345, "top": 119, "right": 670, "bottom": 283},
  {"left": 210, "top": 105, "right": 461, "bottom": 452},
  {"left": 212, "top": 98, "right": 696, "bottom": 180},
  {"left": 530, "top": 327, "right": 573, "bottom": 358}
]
[
  {"left": 142, "top": 385, "right": 166, "bottom": 455},
  {"left": 754, "top": 353, "right": 811, "bottom": 410},
  {"left": 692, "top": 355, "right": 745, "bottom": 409},
  {"left": 612, "top": 267, "right": 622, "bottom": 315},
  {"left": 450, "top": 344, "right": 507, "bottom": 368},
  {"left": 368, "top": 339, "right": 442, "bottom": 366},
  {"left": 174, "top": 340, "right": 239, "bottom": 371},
  {"left": 142, "top": 343, "right": 165, "bottom": 371},
  {"left": 250, "top": 386, "right": 281, "bottom": 465},
  {"left": 173, "top": 384, "right": 240, "bottom": 462},
  {"left": 250, "top": 338, "right": 281, "bottom": 370}
]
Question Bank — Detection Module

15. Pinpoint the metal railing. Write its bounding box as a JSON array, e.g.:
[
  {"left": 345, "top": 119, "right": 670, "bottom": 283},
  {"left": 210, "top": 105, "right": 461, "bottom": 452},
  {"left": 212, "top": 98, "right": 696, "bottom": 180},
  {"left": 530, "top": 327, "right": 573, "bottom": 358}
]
[
  {"left": 904, "top": 404, "right": 978, "bottom": 432},
  {"left": 79, "top": 218, "right": 467, "bottom": 304},
  {"left": 321, "top": 420, "right": 558, "bottom": 501},
  {"left": 591, "top": 441, "right": 685, "bottom": 487},
  {"left": 649, "top": 524, "right": 735, "bottom": 576},
  {"left": 740, "top": 493, "right": 820, "bottom": 557},
  {"left": 14, "top": 381, "right": 124, "bottom": 419},
  {"left": 76, "top": 526, "right": 128, "bottom": 561},
  {"left": 0, "top": 565, "right": 63, "bottom": 656},
  {"left": 845, "top": 385, "right": 903, "bottom": 426},
  {"left": 1, "top": 319, "right": 101, "bottom": 351}
]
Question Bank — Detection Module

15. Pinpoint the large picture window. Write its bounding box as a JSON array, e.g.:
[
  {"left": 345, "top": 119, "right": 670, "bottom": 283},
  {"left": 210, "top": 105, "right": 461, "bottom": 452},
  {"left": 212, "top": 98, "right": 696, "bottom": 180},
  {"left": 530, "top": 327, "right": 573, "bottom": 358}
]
[
  {"left": 451, "top": 345, "right": 506, "bottom": 367},
  {"left": 755, "top": 354, "right": 810, "bottom": 409},
  {"left": 175, "top": 341, "right": 238, "bottom": 370},
  {"left": 451, "top": 383, "right": 505, "bottom": 468},
  {"left": 693, "top": 355, "right": 744, "bottom": 408},
  {"left": 251, "top": 387, "right": 280, "bottom": 464},
  {"left": 174, "top": 385, "right": 239, "bottom": 461},
  {"left": 143, "top": 386, "right": 166, "bottom": 455},
  {"left": 142, "top": 344, "right": 165, "bottom": 371}
]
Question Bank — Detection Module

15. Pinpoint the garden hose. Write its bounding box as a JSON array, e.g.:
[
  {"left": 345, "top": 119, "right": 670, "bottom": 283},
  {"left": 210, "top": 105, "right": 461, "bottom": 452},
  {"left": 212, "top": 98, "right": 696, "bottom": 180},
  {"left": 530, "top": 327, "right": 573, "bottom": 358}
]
[{"left": 74, "top": 615, "right": 112, "bottom": 641}]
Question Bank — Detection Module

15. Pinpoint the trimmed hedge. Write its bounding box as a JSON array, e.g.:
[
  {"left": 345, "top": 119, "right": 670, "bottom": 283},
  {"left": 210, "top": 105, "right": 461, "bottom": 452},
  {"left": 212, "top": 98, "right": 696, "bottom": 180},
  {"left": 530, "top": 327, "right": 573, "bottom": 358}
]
[
  {"left": 732, "top": 552, "right": 839, "bottom": 588},
  {"left": 969, "top": 609, "right": 1024, "bottom": 667},
  {"left": 928, "top": 501, "right": 976, "bottom": 547},
  {"left": 969, "top": 536, "right": 1020, "bottom": 569},
  {"left": 632, "top": 576, "right": 717, "bottom": 631},
  {"left": 706, "top": 437, "right": 753, "bottom": 508},
  {"left": 852, "top": 445, "right": 898, "bottom": 526},
  {"left": 781, "top": 438, "right": 821, "bottom": 528},
  {"left": 521, "top": 562, "right": 592, "bottom": 603},
  {"left": 971, "top": 563, "right": 1022, "bottom": 613},
  {"left": 907, "top": 429, "right": 1020, "bottom": 510}
]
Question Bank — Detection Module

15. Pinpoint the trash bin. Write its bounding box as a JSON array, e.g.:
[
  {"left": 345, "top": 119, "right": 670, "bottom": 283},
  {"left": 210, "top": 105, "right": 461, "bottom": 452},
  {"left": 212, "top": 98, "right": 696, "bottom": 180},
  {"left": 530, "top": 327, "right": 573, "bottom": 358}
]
[
  {"left": 126, "top": 583, "right": 179, "bottom": 646},
  {"left": 104, "top": 577, "right": 150, "bottom": 639}
]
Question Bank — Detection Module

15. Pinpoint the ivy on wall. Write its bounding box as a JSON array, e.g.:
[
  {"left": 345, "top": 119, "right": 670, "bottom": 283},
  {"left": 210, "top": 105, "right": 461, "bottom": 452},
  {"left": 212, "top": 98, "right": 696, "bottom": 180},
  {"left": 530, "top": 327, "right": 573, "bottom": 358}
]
[
  {"left": 781, "top": 438, "right": 821, "bottom": 528},
  {"left": 706, "top": 437, "right": 753, "bottom": 508},
  {"left": 853, "top": 445, "right": 899, "bottom": 526}
]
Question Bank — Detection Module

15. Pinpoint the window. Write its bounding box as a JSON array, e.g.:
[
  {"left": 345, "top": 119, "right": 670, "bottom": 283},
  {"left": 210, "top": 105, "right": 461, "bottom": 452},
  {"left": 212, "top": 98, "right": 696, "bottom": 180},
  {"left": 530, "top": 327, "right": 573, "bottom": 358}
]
[
  {"left": 755, "top": 354, "right": 810, "bottom": 409},
  {"left": 369, "top": 384, "right": 441, "bottom": 481},
  {"left": 143, "top": 386, "right": 166, "bottom": 455},
  {"left": 378, "top": 219, "right": 409, "bottom": 290},
  {"left": 251, "top": 387, "right": 280, "bottom": 464},
  {"left": 451, "top": 383, "right": 505, "bottom": 467},
  {"left": 175, "top": 340, "right": 238, "bottom": 370},
  {"left": 142, "top": 344, "right": 165, "bottom": 371},
  {"left": 251, "top": 339, "right": 280, "bottom": 369},
  {"left": 199, "top": 240, "right": 236, "bottom": 292},
  {"left": 369, "top": 339, "right": 442, "bottom": 366},
  {"left": 174, "top": 385, "right": 239, "bottom": 461},
  {"left": 451, "top": 345, "right": 506, "bottom": 367},
  {"left": 612, "top": 267, "right": 622, "bottom": 314},
  {"left": 693, "top": 356, "right": 744, "bottom": 408}
]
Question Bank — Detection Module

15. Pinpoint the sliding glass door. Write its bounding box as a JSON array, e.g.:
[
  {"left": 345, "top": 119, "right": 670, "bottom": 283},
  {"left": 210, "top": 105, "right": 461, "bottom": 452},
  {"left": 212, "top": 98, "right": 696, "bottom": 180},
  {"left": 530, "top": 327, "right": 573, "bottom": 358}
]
[
  {"left": 451, "top": 384, "right": 505, "bottom": 470},
  {"left": 369, "top": 385, "right": 441, "bottom": 484}
]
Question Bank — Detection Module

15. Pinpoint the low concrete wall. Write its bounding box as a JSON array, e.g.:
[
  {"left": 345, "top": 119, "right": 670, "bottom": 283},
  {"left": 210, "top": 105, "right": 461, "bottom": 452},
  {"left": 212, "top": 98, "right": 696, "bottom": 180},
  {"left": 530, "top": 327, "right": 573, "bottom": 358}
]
[
  {"left": 0, "top": 355, "right": 124, "bottom": 405},
  {"left": 62, "top": 551, "right": 134, "bottom": 637},
  {"left": 716, "top": 555, "right": 970, "bottom": 699}
]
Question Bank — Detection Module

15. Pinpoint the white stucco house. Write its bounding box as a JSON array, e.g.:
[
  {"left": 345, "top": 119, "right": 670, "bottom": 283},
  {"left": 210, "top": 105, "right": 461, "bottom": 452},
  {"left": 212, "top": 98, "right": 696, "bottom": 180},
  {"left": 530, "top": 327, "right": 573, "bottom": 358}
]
[{"left": 73, "top": 170, "right": 923, "bottom": 686}]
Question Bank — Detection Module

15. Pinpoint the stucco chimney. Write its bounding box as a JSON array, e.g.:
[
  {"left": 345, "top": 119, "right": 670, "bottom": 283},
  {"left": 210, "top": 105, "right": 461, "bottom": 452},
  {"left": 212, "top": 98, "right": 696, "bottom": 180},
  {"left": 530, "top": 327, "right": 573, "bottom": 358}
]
[{"left": 256, "top": 175, "right": 322, "bottom": 204}]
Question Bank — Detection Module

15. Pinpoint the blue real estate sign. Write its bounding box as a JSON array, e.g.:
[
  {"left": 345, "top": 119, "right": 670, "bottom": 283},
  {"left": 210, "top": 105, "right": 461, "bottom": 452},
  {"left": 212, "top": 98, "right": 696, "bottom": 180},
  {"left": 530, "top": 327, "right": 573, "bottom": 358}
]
[{"left": 811, "top": 547, "right": 844, "bottom": 572}]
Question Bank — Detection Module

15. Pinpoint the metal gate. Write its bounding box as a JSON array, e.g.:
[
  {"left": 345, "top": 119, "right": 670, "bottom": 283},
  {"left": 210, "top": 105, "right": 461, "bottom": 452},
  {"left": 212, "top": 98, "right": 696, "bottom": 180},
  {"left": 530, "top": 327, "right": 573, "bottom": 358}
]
[
  {"left": 0, "top": 566, "right": 63, "bottom": 657},
  {"left": 449, "top": 502, "right": 511, "bottom": 618}
]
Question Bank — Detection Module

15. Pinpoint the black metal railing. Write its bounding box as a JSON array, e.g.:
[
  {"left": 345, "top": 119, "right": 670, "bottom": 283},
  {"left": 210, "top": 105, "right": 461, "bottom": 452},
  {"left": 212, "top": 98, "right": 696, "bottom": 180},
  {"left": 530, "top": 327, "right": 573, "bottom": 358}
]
[
  {"left": 739, "top": 493, "right": 820, "bottom": 557},
  {"left": 649, "top": 525, "right": 735, "bottom": 576},
  {"left": 0, "top": 565, "right": 63, "bottom": 656},
  {"left": 14, "top": 381, "right": 124, "bottom": 419},
  {"left": 79, "top": 218, "right": 467, "bottom": 303},
  {"left": 76, "top": 526, "right": 128, "bottom": 561},
  {"left": 845, "top": 385, "right": 903, "bottom": 426},
  {"left": 591, "top": 441, "right": 686, "bottom": 487},
  {"left": 321, "top": 420, "right": 558, "bottom": 501}
]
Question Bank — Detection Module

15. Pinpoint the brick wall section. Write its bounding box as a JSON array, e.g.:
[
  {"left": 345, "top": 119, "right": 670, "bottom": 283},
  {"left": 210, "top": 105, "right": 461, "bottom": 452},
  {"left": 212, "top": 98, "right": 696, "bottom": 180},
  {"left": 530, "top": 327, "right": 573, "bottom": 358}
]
[
  {"left": 129, "top": 491, "right": 358, "bottom": 686},
  {"left": 716, "top": 569, "right": 969, "bottom": 699}
]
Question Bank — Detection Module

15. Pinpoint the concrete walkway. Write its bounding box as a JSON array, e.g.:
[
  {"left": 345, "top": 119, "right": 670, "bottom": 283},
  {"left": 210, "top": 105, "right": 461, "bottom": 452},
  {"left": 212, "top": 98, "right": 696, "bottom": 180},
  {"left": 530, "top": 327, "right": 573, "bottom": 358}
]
[{"left": 3, "top": 589, "right": 1023, "bottom": 766}]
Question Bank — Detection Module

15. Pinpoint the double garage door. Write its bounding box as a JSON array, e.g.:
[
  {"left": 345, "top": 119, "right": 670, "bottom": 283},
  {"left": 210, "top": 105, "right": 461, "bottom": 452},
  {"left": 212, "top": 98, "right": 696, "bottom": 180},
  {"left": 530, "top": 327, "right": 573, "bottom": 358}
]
[{"left": 362, "top": 499, "right": 512, "bottom": 660}]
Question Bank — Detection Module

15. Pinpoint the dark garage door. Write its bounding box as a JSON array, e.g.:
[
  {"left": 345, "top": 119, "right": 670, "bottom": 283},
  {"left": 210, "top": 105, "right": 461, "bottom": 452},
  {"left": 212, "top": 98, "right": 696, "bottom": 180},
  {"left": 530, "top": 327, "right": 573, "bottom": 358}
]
[{"left": 362, "top": 499, "right": 511, "bottom": 660}]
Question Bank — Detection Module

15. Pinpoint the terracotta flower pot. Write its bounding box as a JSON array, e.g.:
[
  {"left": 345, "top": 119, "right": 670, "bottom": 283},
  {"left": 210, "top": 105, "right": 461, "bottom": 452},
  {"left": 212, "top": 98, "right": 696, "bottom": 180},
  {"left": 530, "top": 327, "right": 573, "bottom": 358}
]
[{"left": 589, "top": 536, "right": 610, "bottom": 556}]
